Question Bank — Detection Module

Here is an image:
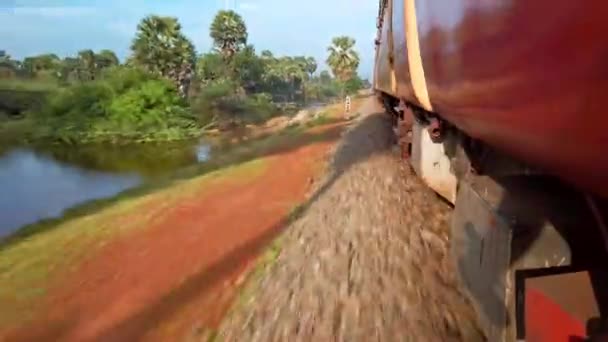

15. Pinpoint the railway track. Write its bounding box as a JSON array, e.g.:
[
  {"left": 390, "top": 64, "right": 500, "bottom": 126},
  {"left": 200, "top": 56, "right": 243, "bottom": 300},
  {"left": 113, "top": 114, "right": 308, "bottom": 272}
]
[{"left": 218, "top": 98, "right": 484, "bottom": 341}]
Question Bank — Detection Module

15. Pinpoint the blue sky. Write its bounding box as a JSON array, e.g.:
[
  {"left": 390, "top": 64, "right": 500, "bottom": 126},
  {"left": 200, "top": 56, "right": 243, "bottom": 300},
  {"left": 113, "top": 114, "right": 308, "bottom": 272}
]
[{"left": 0, "top": 0, "right": 377, "bottom": 78}]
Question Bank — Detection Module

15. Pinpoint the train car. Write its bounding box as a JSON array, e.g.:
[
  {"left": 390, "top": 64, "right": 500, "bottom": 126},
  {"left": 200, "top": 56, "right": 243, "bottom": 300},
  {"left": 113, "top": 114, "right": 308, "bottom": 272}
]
[{"left": 373, "top": 0, "right": 608, "bottom": 341}]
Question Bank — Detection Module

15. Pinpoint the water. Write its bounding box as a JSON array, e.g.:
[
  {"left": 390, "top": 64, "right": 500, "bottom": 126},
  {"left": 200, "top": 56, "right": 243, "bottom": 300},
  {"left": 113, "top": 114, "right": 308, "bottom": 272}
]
[{"left": 0, "top": 141, "right": 211, "bottom": 237}]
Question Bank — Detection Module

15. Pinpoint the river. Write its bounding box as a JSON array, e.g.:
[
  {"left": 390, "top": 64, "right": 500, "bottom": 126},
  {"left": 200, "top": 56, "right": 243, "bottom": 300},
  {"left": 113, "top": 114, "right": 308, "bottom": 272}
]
[{"left": 0, "top": 141, "right": 212, "bottom": 237}]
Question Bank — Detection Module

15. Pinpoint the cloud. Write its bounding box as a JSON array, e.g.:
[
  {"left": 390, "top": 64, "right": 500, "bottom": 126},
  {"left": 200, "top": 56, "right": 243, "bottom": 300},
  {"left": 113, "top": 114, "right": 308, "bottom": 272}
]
[{"left": 12, "top": 6, "right": 97, "bottom": 18}]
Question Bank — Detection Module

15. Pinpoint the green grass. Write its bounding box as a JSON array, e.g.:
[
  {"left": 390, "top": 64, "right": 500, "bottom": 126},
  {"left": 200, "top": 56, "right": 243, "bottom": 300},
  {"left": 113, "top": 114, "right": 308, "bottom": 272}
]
[
  {"left": 0, "top": 101, "right": 345, "bottom": 330},
  {"left": 0, "top": 79, "right": 59, "bottom": 92},
  {"left": 0, "top": 158, "right": 267, "bottom": 328},
  {"left": 0, "top": 118, "right": 36, "bottom": 153}
]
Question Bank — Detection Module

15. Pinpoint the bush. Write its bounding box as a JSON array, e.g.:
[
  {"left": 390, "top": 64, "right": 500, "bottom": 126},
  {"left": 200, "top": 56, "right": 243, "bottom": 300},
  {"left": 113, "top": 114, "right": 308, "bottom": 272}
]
[
  {"left": 190, "top": 79, "right": 237, "bottom": 126},
  {"left": 344, "top": 76, "right": 364, "bottom": 95},
  {"left": 242, "top": 93, "right": 276, "bottom": 123},
  {"left": 34, "top": 67, "right": 199, "bottom": 144},
  {"left": 191, "top": 80, "right": 276, "bottom": 127},
  {"left": 42, "top": 82, "right": 114, "bottom": 119},
  {"left": 101, "top": 66, "right": 155, "bottom": 92}
]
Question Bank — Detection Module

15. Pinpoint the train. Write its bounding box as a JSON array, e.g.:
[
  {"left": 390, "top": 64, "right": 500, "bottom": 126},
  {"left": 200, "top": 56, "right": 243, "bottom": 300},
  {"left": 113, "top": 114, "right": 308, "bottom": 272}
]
[{"left": 373, "top": 1, "right": 608, "bottom": 341}]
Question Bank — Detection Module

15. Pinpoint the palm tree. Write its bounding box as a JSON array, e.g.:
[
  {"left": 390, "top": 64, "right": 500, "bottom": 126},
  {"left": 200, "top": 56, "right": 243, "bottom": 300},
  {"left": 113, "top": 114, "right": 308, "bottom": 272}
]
[
  {"left": 77, "top": 49, "right": 96, "bottom": 80},
  {"left": 210, "top": 10, "right": 248, "bottom": 60},
  {"left": 280, "top": 57, "right": 307, "bottom": 102},
  {"left": 131, "top": 15, "right": 196, "bottom": 97},
  {"left": 305, "top": 57, "right": 317, "bottom": 79},
  {"left": 0, "top": 51, "right": 17, "bottom": 78},
  {"left": 326, "top": 36, "right": 360, "bottom": 96}
]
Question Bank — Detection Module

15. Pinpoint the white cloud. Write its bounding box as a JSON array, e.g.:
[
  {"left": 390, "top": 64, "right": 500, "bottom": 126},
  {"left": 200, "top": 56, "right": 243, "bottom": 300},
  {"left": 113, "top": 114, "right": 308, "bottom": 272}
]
[{"left": 12, "top": 6, "right": 97, "bottom": 18}]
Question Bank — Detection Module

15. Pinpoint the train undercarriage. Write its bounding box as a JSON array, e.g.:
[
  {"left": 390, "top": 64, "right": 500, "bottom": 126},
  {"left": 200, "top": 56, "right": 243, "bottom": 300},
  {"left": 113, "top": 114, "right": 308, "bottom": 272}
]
[{"left": 378, "top": 92, "right": 608, "bottom": 341}]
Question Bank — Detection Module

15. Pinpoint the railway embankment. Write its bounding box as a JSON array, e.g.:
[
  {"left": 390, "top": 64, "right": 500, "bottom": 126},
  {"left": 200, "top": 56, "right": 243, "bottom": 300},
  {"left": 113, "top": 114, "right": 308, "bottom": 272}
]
[{"left": 218, "top": 98, "right": 484, "bottom": 341}]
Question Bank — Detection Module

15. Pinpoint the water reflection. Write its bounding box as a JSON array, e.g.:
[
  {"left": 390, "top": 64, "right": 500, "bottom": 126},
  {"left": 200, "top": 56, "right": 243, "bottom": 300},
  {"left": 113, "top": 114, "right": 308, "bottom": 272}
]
[{"left": 0, "top": 141, "right": 211, "bottom": 237}]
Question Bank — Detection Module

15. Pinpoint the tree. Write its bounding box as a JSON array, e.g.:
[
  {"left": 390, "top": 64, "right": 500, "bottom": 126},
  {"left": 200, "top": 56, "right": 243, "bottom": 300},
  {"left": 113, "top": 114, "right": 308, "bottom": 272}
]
[
  {"left": 96, "top": 50, "right": 119, "bottom": 69},
  {"left": 77, "top": 49, "right": 97, "bottom": 80},
  {"left": 57, "top": 57, "right": 80, "bottom": 82},
  {"left": 319, "top": 70, "right": 332, "bottom": 84},
  {"left": 260, "top": 50, "right": 274, "bottom": 60},
  {"left": 196, "top": 52, "right": 230, "bottom": 85},
  {"left": 231, "top": 45, "right": 264, "bottom": 92},
  {"left": 210, "top": 10, "right": 248, "bottom": 59},
  {"left": 131, "top": 15, "right": 196, "bottom": 97},
  {"left": 344, "top": 75, "right": 364, "bottom": 94},
  {"left": 305, "top": 57, "right": 317, "bottom": 78},
  {"left": 326, "top": 36, "right": 360, "bottom": 95},
  {"left": 0, "top": 50, "right": 16, "bottom": 78},
  {"left": 22, "top": 54, "right": 61, "bottom": 77}
]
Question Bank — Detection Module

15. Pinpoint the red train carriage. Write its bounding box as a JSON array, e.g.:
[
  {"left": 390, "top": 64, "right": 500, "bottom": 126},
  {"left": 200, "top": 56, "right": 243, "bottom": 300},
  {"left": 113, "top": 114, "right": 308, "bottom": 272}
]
[{"left": 373, "top": 0, "right": 608, "bottom": 340}]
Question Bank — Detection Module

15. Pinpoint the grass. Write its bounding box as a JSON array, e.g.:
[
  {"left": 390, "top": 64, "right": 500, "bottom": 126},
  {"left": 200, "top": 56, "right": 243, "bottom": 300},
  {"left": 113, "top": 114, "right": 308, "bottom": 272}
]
[
  {"left": 0, "top": 118, "right": 34, "bottom": 149},
  {"left": 0, "top": 158, "right": 268, "bottom": 328},
  {"left": 0, "top": 99, "right": 349, "bottom": 331},
  {"left": 0, "top": 79, "right": 59, "bottom": 92}
]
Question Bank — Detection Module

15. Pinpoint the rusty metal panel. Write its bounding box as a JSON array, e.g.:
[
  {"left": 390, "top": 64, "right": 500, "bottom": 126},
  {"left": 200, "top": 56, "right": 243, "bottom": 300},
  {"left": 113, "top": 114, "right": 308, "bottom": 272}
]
[
  {"left": 451, "top": 180, "right": 512, "bottom": 341},
  {"left": 520, "top": 269, "right": 608, "bottom": 341},
  {"left": 413, "top": 0, "right": 608, "bottom": 198}
]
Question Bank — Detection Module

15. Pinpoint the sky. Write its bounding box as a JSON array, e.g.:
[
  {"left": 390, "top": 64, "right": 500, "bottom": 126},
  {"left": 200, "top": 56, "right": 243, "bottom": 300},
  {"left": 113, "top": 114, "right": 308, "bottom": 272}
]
[{"left": 0, "top": 0, "right": 378, "bottom": 78}]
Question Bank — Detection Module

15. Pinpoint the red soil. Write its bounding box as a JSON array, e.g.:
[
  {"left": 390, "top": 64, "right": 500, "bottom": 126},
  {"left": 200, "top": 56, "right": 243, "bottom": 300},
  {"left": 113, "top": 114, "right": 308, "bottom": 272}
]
[{"left": 4, "top": 125, "right": 342, "bottom": 342}]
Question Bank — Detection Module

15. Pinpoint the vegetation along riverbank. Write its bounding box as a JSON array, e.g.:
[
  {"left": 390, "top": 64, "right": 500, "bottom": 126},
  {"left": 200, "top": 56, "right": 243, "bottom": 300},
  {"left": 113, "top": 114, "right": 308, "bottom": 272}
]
[{"left": 0, "top": 10, "right": 367, "bottom": 146}]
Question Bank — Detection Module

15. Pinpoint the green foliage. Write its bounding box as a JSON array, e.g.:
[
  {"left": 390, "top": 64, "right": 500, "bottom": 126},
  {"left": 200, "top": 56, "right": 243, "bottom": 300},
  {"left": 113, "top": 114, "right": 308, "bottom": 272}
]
[
  {"left": 36, "top": 67, "right": 199, "bottom": 143},
  {"left": 231, "top": 45, "right": 264, "bottom": 92},
  {"left": 196, "top": 52, "right": 230, "bottom": 85},
  {"left": 0, "top": 10, "right": 367, "bottom": 146},
  {"left": 130, "top": 15, "right": 196, "bottom": 95},
  {"left": 344, "top": 75, "right": 364, "bottom": 95},
  {"left": 326, "top": 36, "right": 360, "bottom": 83},
  {"left": 191, "top": 77, "right": 275, "bottom": 127},
  {"left": 210, "top": 10, "right": 248, "bottom": 59},
  {"left": 96, "top": 50, "right": 120, "bottom": 69},
  {"left": 243, "top": 93, "right": 276, "bottom": 123}
]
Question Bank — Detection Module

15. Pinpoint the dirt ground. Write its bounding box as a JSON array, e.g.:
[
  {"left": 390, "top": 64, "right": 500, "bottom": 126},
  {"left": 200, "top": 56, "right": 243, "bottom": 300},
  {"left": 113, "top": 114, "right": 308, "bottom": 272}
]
[
  {"left": 218, "top": 99, "right": 485, "bottom": 341},
  {"left": 1, "top": 123, "right": 343, "bottom": 341},
  {"left": 2, "top": 97, "right": 484, "bottom": 342}
]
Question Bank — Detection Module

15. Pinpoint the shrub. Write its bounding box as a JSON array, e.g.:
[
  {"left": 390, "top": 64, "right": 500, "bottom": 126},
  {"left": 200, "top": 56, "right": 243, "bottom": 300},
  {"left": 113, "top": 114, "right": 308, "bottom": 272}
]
[
  {"left": 190, "top": 79, "right": 237, "bottom": 126},
  {"left": 243, "top": 93, "right": 276, "bottom": 123},
  {"left": 34, "top": 67, "right": 199, "bottom": 143}
]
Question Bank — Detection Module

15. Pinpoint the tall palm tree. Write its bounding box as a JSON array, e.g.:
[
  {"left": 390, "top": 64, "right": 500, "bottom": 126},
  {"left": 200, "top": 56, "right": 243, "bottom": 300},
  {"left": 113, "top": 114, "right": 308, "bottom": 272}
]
[
  {"left": 210, "top": 10, "right": 248, "bottom": 60},
  {"left": 305, "top": 57, "right": 317, "bottom": 79},
  {"left": 131, "top": 15, "right": 196, "bottom": 97},
  {"left": 326, "top": 36, "right": 360, "bottom": 86}
]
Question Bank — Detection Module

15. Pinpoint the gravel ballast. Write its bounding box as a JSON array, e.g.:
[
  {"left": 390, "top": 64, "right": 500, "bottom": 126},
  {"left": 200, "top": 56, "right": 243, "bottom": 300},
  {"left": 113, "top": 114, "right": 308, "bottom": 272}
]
[{"left": 218, "top": 99, "right": 485, "bottom": 342}]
